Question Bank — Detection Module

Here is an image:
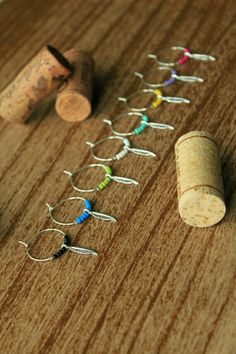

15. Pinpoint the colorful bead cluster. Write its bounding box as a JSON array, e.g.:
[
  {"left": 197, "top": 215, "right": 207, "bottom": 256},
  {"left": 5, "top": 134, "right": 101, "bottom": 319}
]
[
  {"left": 97, "top": 165, "right": 112, "bottom": 190},
  {"left": 133, "top": 115, "right": 149, "bottom": 135},
  {"left": 75, "top": 199, "right": 92, "bottom": 224}
]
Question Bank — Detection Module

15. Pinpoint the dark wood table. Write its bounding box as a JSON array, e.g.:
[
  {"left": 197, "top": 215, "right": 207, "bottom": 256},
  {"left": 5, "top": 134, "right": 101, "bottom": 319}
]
[{"left": 0, "top": 0, "right": 235, "bottom": 353}]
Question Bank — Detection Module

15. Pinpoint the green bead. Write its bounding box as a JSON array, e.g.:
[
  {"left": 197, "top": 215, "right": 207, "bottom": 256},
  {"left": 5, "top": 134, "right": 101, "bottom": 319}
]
[{"left": 105, "top": 165, "right": 112, "bottom": 175}]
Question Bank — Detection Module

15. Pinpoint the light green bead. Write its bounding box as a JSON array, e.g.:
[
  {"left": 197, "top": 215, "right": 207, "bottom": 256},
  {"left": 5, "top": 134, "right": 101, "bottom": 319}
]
[{"left": 105, "top": 165, "right": 112, "bottom": 175}]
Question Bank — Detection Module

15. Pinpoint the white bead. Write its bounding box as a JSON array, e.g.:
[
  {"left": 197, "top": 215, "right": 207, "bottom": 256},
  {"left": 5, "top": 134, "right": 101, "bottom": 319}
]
[
  {"left": 115, "top": 149, "right": 128, "bottom": 160},
  {"left": 123, "top": 138, "right": 130, "bottom": 147}
]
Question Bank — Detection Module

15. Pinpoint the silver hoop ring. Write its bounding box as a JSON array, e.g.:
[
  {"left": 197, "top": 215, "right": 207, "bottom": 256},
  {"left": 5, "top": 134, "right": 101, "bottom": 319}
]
[
  {"left": 19, "top": 228, "right": 69, "bottom": 262},
  {"left": 148, "top": 46, "right": 191, "bottom": 67},
  {"left": 46, "top": 196, "right": 87, "bottom": 226},
  {"left": 118, "top": 89, "right": 163, "bottom": 112},
  {"left": 86, "top": 136, "right": 130, "bottom": 161},
  {"left": 64, "top": 164, "right": 110, "bottom": 192},
  {"left": 104, "top": 112, "right": 144, "bottom": 136}
]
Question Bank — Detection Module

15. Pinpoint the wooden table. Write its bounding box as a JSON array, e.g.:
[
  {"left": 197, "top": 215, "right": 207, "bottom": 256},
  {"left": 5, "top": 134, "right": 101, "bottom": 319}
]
[{"left": 0, "top": 0, "right": 235, "bottom": 353}]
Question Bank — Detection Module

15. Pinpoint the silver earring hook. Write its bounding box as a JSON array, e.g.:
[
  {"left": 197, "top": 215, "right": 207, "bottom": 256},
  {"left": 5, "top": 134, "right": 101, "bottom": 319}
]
[
  {"left": 46, "top": 196, "right": 117, "bottom": 226},
  {"left": 103, "top": 112, "right": 174, "bottom": 136},
  {"left": 148, "top": 46, "right": 216, "bottom": 67},
  {"left": 134, "top": 66, "right": 204, "bottom": 88},
  {"left": 19, "top": 228, "right": 97, "bottom": 262},
  {"left": 118, "top": 88, "right": 190, "bottom": 112},
  {"left": 86, "top": 135, "right": 156, "bottom": 161},
  {"left": 64, "top": 163, "right": 138, "bottom": 193}
]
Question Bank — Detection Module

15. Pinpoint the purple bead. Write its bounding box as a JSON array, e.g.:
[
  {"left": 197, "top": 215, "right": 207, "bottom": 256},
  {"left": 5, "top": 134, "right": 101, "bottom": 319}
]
[{"left": 164, "top": 69, "right": 177, "bottom": 86}]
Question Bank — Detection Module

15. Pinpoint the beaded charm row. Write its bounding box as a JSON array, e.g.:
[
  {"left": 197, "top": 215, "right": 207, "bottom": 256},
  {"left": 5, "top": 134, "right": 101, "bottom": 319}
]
[{"left": 20, "top": 46, "right": 216, "bottom": 262}]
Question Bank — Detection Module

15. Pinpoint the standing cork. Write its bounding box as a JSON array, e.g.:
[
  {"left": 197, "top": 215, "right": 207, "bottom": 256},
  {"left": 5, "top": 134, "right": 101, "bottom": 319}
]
[
  {"left": 0, "top": 45, "right": 73, "bottom": 123},
  {"left": 55, "top": 49, "right": 94, "bottom": 122},
  {"left": 175, "top": 131, "right": 226, "bottom": 227}
]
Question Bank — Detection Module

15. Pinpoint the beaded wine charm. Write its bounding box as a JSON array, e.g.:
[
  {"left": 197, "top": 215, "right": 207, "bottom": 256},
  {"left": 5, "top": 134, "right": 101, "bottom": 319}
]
[
  {"left": 148, "top": 46, "right": 216, "bottom": 67},
  {"left": 103, "top": 112, "right": 174, "bottom": 136},
  {"left": 46, "top": 196, "right": 117, "bottom": 226},
  {"left": 19, "top": 228, "right": 97, "bottom": 262},
  {"left": 86, "top": 135, "right": 156, "bottom": 161},
  {"left": 118, "top": 88, "right": 190, "bottom": 112},
  {"left": 134, "top": 66, "right": 204, "bottom": 88},
  {"left": 64, "top": 163, "right": 138, "bottom": 192}
]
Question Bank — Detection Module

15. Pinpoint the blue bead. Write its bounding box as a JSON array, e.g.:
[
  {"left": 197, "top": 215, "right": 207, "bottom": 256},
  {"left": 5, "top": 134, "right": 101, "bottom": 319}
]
[
  {"left": 84, "top": 211, "right": 90, "bottom": 218},
  {"left": 84, "top": 199, "right": 92, "bottom": 211},
  {"left": 75, "top": 217, "right": 82, "bottom": 224}
]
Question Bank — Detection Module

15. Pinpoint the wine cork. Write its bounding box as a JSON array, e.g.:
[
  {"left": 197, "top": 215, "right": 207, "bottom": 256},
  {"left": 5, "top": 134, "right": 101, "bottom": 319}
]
[
  {"left": 175, "top": 131, "right": 226, "bottom": 227},
  {"left": 55, "top": 49, "right": 94, "bottom": 122},
  {"left": 0, "top": 45, "right": 73, "bottom": 123}
]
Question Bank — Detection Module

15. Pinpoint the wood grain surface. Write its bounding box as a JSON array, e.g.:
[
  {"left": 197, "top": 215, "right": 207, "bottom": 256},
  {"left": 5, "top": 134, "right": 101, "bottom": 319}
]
[{"left": 0, "top": 0, "right": 236, "bottom": 353}]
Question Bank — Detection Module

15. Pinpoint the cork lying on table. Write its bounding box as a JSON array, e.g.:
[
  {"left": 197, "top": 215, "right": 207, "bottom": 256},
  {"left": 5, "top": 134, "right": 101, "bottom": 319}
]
[
  {"left": 175, "top": 131, "right": 226, "bottom": 227},
  {"left": 0, "top": 45, "right": 73, "bottom": 123},
  {"left": 55, "top": 49, "right": 94, "bottom": 122}
]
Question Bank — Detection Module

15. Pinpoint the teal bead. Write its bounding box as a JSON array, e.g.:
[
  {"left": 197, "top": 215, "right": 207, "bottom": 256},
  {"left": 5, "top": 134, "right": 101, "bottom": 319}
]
[
  {"left": 142, "top": 115, "right": 149, "bottom": 122},
  {"left": 140, "top": 124, "right": 146, "bottom": 131},
  {"left": 134, "top": 117, "right": 148, "bottom": 135}
]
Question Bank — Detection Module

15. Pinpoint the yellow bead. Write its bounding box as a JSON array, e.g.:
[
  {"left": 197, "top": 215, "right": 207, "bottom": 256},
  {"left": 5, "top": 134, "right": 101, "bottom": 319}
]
[{"left": 151, "top": 89, "right": 163, "bottom": 108}]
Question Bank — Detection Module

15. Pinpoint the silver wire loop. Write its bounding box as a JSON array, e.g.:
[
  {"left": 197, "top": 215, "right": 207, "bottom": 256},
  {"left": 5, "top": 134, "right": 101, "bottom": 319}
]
[
  {"left": 86, "top": 135, "right": 156, "bottom": 161},
  {"left": 118, "top": 88, "right": 190, "bottom": 112},
  {"left": 148, "top": 46, "right": 216, "bottom": 67},
  {"left": 103, "top": 112, "right": 174, "bottom": 136},
  {"left": 184, "top": 52, "right": 216, "bottom": 61},
  {"left": 64, "top": 163, "right": 138, "bottom": 192},
  {"left": 46, "top": 196, "right": 117, "bottom": 226},
  {"left": 134, "top": 66, "right": 204, "bottom": 88},
  {"left": 19, "top": 228, "right": 97, "bottom": 262}
]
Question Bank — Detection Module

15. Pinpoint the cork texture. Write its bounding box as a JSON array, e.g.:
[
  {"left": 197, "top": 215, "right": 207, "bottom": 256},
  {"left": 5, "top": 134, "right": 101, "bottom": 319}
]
[
  {"left": 0, "top": 45, "right": 73, "bottom": 123},
  {"left": 55, "top": 49, "right": 94, "bottom": 122},
  {"left": 175, "top": 131, "right": 226, "bottom": 227}
]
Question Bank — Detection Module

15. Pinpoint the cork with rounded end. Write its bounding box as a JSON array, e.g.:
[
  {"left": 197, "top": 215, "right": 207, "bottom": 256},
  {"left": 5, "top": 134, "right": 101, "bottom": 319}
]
[
  {"left": 55, "top": 49, "right": 94, "bottom": 122},
  {"left": 0, "top": 45, "right": 73, "bottom": 123},
  {"left": 175, "top": 131, "right": 226, "bottom": 227}
]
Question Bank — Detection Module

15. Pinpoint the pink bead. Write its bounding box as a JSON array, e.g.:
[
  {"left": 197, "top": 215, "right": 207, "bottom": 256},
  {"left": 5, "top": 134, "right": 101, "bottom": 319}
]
[{"left": 178, "top": 48, "right": 191, "bottom": 65}]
